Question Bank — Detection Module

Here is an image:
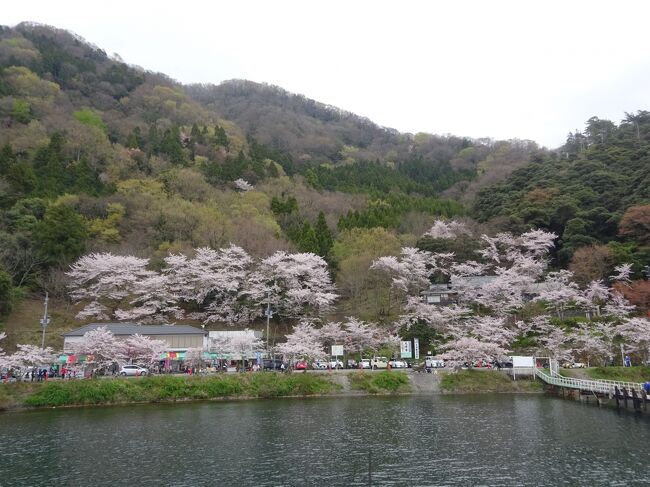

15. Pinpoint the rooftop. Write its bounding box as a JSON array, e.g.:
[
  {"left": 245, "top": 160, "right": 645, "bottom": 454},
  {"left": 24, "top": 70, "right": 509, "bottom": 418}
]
[{"left": 62, "top": 323, "right": 207, "bottom": 337}]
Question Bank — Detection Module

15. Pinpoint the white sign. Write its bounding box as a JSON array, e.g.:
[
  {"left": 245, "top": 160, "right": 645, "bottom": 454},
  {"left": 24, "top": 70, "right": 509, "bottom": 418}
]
[
  {"left": 511, "top": 356, "right": 534, "bottom": 368},
  {"left": 331, "top": 345, "right": 344, "bottom": 356},
  {"left": 414, "top": 338, "right": 420, "bottom": 359},
  {"left": 400, "top": 341, "right": 412, "bottom": 359}
]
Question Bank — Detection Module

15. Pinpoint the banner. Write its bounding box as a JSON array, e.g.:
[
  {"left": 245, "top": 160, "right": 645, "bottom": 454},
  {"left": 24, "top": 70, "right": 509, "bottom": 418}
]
[
  {"left": 414, "top": 338, "right": 420, "bottom": 360},
  {"left": 400, "top": 341, "right": 412, "bottom": 359}
]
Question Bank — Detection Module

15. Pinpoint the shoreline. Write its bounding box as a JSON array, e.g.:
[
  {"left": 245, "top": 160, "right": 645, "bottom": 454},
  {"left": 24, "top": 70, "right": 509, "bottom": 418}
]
[{"left": 0, "top": 370, "right": 546, "bottom": 413}]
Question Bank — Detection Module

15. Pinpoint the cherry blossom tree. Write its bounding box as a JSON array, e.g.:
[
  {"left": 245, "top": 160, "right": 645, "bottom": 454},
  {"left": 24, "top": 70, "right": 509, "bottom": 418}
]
[
  {"left": 316, "top": 321, "right": 347, "bottom": 352},
  {"left": 603, "top": 291, "right": 636, "bottom": 319},
  {"left": 438, "top": 315, "right": 516, "bottom": 365},
  {"left": 113, "top": 274, "right": 182, "bottom": 323},
  {"left": 371, "top": 247, "right": 432, "bottom": 294},
  {"left": 533, "top": 270, "right": 581, "bottom": 319},
  {"left": 0, "top": 332, "right": 6, "bottom": 369},
  {"left": 439, "top": 337, "right": 508, "bottom": 367},
  {"left": 183, "top": 347, "right": 205, "bottom": 369},
  {"left": 245, "top": 251, "right": 337, "bottom": 321},
  {"left": 233, "top": 178, "right": 254, "bottom": 192},
  {"left": 516, "top": 315, "right": 570, "bottom": 361},
  {"left": 165, "top": 245, "right": 255, "bottom": 324},
  {"left": 341, "top": 317, "right": 382, "bottom": 356},
  {"left": 611, "top": 263, "right": 633, "bottom": 283},
  {"left": 578, "top": 280, "right": 610, "bottom": 317},
  {"left": 276, "top": 322, "right": 326, "bottom": 360},
  {"left": 423, "top": 220, "right": 471, "bottom": 239},
  {"left": 67, "top": 253, "right": 155, "bottom": 320},
  {"left": 396, "top": 297, "right": 470, "bottom": 332},
  {"left": 7, "top": 344, "right": 57, "bottom": 369},
  {"left": 72, "top": 327, "right": 125, "bottom": 374},
  {"left": 617, "top": 317, "right": 650, "bottom": 362},
  {"left": 569, "top": 323, "right": 614, "bottom": 366},
  {"left": 211, "top": 332, "right": 263, "bottom": 367},
  {"left": 122, "top": 334, "right": 167, "bottom": 365}
]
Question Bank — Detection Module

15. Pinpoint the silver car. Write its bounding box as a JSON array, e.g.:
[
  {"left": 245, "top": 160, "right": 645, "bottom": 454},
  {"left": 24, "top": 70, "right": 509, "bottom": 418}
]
[
  {"left": 389, "top": 359, "right": 407, "bottom": 368},
  {"left": 119, "top": 365, "right": 149, "bottom": 376}
]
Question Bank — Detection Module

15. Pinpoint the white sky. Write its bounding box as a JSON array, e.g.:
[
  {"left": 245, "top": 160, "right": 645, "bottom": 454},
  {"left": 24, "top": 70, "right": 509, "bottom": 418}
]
[{"left": 4, "top": 0, "right": 650, "bottom": 147}]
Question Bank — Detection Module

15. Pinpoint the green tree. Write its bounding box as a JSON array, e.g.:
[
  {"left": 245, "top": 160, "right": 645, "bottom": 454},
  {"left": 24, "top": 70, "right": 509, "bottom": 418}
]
[
  {"left": 73, "top": 107, "right": 107, "bottom": 133},
  {"left": 34, "top": 203, "right": 88, "bottom": 264},
  {"left": 314, "top": 211, "right": 334, "bottom": 258},
  {"left": 0, "top": 264, "right": 13, "bottom": 315},
  {"left": 159, "top": 126, "right": 186, "bottom": 165},
  {"left": 0, "top": 143, "right": 15, "bottom": 174},
  {"left": 214, "top": 125, "right": 229, "bottom": 148},
  {"left": 297, "top": 221, "right": 319, "bottom": 254}
]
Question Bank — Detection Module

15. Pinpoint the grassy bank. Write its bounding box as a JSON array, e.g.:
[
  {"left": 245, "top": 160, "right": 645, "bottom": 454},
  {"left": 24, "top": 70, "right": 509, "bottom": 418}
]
[
  {"left": 585, "top": 366, "right": 650, "bottom": 383},
  {"left": 348, "top": 371, "right": 410, "bottom": 394},
  {"left": 0, "top": 373, "right": 341, "bottom": 410},
  {"left": 440, "top": 370, "right": 544, "bottom": 393}
]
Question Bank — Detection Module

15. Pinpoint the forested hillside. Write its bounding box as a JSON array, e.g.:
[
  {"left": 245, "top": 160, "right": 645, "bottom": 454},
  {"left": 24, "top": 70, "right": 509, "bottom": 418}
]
[
  {"left": 474, "top": 115, "right": 650, "bottom": 278},
  {"left": 0, "top": 22, "right": 648, "bottom": 344}
]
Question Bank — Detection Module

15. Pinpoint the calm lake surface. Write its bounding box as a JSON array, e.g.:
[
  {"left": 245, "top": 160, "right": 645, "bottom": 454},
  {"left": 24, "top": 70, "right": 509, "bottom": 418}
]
[{"left": 1, "top": 395, "right": 649, "bottom": 486}]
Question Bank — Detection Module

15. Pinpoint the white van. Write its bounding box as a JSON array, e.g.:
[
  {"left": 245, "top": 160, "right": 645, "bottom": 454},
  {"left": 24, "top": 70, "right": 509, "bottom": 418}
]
[{"left": 370, "top": 357, "right": 388, "bottom": 369}]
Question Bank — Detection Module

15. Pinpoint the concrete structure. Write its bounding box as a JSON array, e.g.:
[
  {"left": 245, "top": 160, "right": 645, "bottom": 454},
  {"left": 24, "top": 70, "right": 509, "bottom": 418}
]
[
  {"left": 421, "top": 276, "right": 498, "bottom": 305},
  {"left": 62, "top": 323, "right": 207, "bottom": 353}
]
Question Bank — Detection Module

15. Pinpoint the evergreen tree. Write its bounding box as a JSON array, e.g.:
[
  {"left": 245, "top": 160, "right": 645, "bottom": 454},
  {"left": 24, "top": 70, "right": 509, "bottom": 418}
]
[
  {"left": 0, "top": 264, "right": 13, "bottom": 315},
  {"left": 159, "top": 126, "right": 186, "bottom": 165},
  {"left": 297, "top": 221, "right": 319, "bottom": 254},
  {"left": 214, "top": 125, "right": 229, "bottom": 149},
  {"left": 0, "top": 143, "right": 15, "bottom": 174},
  {"left": 34, "top": 203, "right": 88, "bottom": 264},
  {"left": 126, "top": 126, "right": 144, "bottom": 149},
  {"left": 147, "top": 124, "right": 160, "bottom": 156},
  {"left": 314, "top": 211, "right": 334, "bottom": 258}
]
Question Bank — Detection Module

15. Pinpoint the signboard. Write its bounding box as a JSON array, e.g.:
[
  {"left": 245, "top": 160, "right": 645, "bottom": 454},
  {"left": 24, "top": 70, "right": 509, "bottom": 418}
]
[
  {"left": 511, "top": 356, "right": 534, "bottom": 368},
  {"left": 414, "top": 338, "right": 420, "bottom": 360},
  {"left": 331, "top": 345, "right": 344, "bottom": 357},
  {"left": 400, "top": 341, "right": 412, "bottom": 359}
]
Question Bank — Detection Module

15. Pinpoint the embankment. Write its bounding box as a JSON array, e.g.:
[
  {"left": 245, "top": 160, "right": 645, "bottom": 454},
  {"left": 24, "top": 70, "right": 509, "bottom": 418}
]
[
  {"left": 0, "top": 370, "right": 549, "bottom": 411},
  {"left": 0, "top": 371, "right": 411, "bottom": 411}
]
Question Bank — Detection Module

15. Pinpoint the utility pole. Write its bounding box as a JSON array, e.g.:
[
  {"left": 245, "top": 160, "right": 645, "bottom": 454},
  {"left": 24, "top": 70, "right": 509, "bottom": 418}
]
[
  {"left": 265, "top": 290, "right": 273, "bottom": 354},
  {"left": 40, "top": 292, "right": 50, "bottom": 349},
  {"left": 620, "top": 343, "right": 625, "bottom": 367}
]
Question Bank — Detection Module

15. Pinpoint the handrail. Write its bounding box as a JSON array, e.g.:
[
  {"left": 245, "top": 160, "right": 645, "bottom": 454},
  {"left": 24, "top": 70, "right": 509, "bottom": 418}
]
[{"left": 534, "top": 368, "right": 645, "bottom": 395}]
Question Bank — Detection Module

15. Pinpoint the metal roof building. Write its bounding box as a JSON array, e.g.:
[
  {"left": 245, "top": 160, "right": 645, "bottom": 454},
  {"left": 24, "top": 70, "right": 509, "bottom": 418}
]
[{"left": 62, "top": 323, "right": 206, "bottom": 353}]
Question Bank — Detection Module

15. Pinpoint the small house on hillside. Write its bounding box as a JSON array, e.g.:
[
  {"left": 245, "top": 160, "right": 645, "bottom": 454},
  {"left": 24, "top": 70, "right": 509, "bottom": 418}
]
[{"left": 421, "top": 276, "right": 499, "bottom": 305}]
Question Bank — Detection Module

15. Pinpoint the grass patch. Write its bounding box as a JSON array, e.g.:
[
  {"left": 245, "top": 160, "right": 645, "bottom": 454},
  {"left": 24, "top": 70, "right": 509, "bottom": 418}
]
[
  {"left": 348, "top": 371, "right": 410, "bottom": 394},
  {"left": 440, "top": 370, "right": 543, "bottom": 393},
  {"left": 1, "top": 373, "right": 341, "bottom": 410},
  {"left": 585, "top": 366, "right": 650, "bottom": 383}
]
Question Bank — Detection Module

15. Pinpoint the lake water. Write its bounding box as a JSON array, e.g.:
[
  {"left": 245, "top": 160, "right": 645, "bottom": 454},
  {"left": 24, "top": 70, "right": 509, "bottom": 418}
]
[{"left": 0, "top": 395, "right": 648, "bottom": 486}]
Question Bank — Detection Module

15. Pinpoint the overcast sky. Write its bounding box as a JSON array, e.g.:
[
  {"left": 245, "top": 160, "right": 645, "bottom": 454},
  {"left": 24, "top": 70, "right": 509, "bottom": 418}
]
[{"left": 4, "top": 0, "right": 650, "bottom": 147}]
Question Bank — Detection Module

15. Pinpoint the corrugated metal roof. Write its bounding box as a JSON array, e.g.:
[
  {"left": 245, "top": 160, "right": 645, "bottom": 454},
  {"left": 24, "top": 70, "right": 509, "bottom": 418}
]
[{"left": 62, "top": 323, "right": 206, "bottom": 337}]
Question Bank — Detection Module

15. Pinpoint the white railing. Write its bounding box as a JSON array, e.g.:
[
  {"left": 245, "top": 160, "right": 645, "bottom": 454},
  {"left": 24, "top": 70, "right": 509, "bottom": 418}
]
[{"left": 534, "top": 368, "right": 645, "bottom": 396}]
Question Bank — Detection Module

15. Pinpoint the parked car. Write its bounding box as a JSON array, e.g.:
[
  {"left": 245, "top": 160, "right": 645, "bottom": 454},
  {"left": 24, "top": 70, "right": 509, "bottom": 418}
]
[
  {"left": 424, "top": 358, "right": 445, "bottom": 368},
  {"left": 329, "top": 359, "right": 344, "bottom": 369},
  {"left": 346, "top": 359, "right": 358, "bottom": 369},
  {"left": 388, "top": 359, "right": 407, "bottom": 368},
  {"left": 312, "top": 360, "right": 329, "bottom": 370},
  {"left": 119, "top": 365, "right": 149, "bottom": 376},
  {"left": 263, "top": 359, "right": 285, "bottom": 371},
  {"left": 370, "top": 357, "right": 388, "bottom": 369},
  {"left": 360, "top": 359, "right": 372, "bottom": 369},
  {"left": 295, "top": 360, "right": 308, "bottom": 371}
]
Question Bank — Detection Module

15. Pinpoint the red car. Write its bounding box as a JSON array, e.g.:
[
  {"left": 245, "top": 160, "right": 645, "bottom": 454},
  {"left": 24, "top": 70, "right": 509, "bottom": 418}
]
[{"left": 295, "top": 360, "right": 308, "bottom": 370}]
